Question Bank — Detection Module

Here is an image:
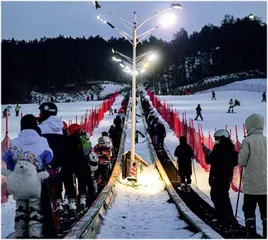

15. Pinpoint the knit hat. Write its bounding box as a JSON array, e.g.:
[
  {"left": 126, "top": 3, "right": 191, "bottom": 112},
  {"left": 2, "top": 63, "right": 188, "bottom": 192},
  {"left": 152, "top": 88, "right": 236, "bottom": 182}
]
[{"left": 21, "top": 114, "right": 38, "bottom": 131}]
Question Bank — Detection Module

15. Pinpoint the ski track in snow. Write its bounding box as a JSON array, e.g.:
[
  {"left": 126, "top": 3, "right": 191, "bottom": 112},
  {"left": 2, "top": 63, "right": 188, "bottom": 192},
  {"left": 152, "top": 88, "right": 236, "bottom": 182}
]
[{"left": 96, "top": 99, "right": 194, "bottom": 239}]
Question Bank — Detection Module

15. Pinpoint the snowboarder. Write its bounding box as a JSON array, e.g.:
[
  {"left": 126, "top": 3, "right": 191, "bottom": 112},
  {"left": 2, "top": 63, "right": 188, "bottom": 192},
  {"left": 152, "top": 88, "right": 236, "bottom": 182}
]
[
  {"left": 262, "top": 92, "right": 266, "bottom": 102},
  {"left": 203, "top": 129, "right": 238, "bottom": 227},
  {"left": 211, "top": 91, "right": 216, "bottom": 100},
  {"left": 174, "top": 136, "right": 194, "bottom": 192},
  {"left": 15, "top": 103, "right": 21, "bottom": 117},
  {"left": 2, "top": 114, "right": 53, "bottom": 238},
  {"left": 228, "top": 99, "right": 235, "bottom": 113},
  {"left": 157, "top": 119, "right": 166, "bottom": 149},
  {"left": 238, "top": 114, "right": 267, "bottom": 238},
  {"left": 38, "top": 102, "right": 65, "bottom": 237},
  {"left": 86, "top": 95, "right": 90, "bottom": 101},
  {"left": 194, "top": 104, "right": 203, "bottom": 121}
]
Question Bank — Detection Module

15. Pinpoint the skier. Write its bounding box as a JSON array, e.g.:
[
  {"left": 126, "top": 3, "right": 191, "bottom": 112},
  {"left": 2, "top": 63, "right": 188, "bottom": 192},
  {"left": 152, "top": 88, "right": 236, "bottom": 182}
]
[
  {"left": 66, "top": 124, "right": 95, "bottom": 213},
  {"left": 38, "top": 102, "right": 64, "bottom": 237},
  {"left": 157, "top": 119, "right": 166, "bottom": 149},
  {"left": 2, "top": 114, "right": 53, "bottom": 238},
  {"left": 174, "top": 136, "right": 194, "bottom": 192},
  {"left": 262, "top": 92, "right": 266, "bottom": 102},
  {"left": 2, "top": 107, "right": 8, "bottom": 118},
  {"left": 15, "top": 103, "right": 21, "bottom": 117},
  {"left": 203, "top": 129, "right": 238, "bottom": 227},
  {"left": 108, "top": 124, "right": 120, "bottom": 154},
  {"left": 211, "top": 91, "right": 216, "bottom": 100},
  {"left": 228, "top": 99, "right": 235, "bottom": 113},
  {"left": 194, "top": 104, "right": 203, "bottom": 121},
  {"left": 238, "top": 113, "right": 267, "bottom": 238}
]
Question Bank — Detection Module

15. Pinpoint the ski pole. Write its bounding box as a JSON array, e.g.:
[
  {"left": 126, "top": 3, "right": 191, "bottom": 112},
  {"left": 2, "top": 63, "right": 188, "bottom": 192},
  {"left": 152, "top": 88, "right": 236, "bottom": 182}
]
[
  {"left": 233, "top": 167, "right": 243, "bottom": 229},
  {"left": 192, "top": 160, "right": 198, "bottom": 188}
]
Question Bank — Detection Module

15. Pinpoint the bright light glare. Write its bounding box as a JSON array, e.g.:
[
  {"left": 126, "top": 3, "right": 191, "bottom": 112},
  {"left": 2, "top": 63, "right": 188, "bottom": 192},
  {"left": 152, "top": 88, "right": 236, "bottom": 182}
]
[
  {"left": 112, "top": 48, "right": 115, "bottom": 53},
  {"left": 141, "top": 68, "right": 146, "bottom": 73},
  {"left": 160, "top": 13, "right": 176, "bottom": 28},
  {"left": 148, "top": 53, "right": 157, "bottom": 62},
  {"left": 119, "top": 63, "right": 125, "bottom": 68},
  {"left": 96, "top": 16, "right": 101, "bottom": 20}
]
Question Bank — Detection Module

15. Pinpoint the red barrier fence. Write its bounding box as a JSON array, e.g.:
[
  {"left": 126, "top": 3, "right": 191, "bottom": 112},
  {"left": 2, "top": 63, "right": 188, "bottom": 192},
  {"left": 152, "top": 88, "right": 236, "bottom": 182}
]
[
  {"left": 1, "top": 92, "right": 118, "bottom": 204},
  {"left": 147, "top": 89, "right": 244, "bottom": 192}
]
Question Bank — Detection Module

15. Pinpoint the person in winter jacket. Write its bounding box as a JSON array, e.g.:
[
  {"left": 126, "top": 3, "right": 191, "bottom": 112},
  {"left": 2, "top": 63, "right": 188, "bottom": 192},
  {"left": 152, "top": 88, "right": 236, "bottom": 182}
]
[
  {"left": 238, "top": 113, "right": 267, "bottom": 238},
  {"left": 66, "top": 124, "right": 96, "bottom": 212},
  {"left": 15, "top": 103, "right": 21, "bottom": 117},
  {"left": 203, "top": 129, "right": 238, "bottom": 227},
  {"left": 174, "top": 136, "right": 194, "bottom": 191},
  {"left": 194, "top": 104, "right": 203, "bottom": 121},
  {"left": 157, "top": 120, "right": 166, "bottom": 149},
  {"left": 109, "top": 124, "right": 120, "bottom": 154},
  {"left": 38, "top": 102, "right": 64, "bottom": 237},
  {"left": 2, "top": 114, "right": 53, "bottom": 238},
  {"left": 211, "top": 91, "right": 216, "bottom": 100},
  {"left": 262, "top": 92, "right": 266, "bottom": 102},
  {"left": 113, "top": 115, "right": 122, "bottom": 133},
  {"left": 228, "top": 99, "right": 235, "bottom": 113}
]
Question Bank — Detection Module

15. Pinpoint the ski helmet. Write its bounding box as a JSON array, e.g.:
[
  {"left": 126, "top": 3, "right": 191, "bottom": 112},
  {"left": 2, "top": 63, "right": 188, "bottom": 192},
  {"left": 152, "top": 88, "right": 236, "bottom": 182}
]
[
  {"left": 214, "top": 129, "right": 230, "bottom": 139},
  {"left": 89, "top": 151, "right": 99, "bottom": 172},
  {"left": 68, "top": 123, "right": 81, "bottom": 135},
  {"left": 101, "top": 131, "right": 109, "bottom": 137},
  {"left": 39, "top": 102, "right": 58, "bottom": 121}
]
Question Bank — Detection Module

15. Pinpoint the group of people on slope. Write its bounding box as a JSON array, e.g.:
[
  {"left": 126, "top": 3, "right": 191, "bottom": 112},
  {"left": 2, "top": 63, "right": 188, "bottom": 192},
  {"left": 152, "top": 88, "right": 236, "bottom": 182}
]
[
  {"left": 141, "top": 93, "right": 166, "bottom": 150},
  {"left": 176, "top": 113, "right": 266, "bottom": 238},
  {"left": 2, "top": 94, "right": 129, "bottom": 238}
]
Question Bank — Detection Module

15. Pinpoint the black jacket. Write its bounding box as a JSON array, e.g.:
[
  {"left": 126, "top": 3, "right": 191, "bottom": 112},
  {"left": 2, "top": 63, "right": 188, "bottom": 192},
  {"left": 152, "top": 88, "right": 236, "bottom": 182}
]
[
  {"left": 174, "top": 144, "right": 194, "bottom": 176},
  {"left": 207, "top": 142, "right": 238, "bottom": 186}
]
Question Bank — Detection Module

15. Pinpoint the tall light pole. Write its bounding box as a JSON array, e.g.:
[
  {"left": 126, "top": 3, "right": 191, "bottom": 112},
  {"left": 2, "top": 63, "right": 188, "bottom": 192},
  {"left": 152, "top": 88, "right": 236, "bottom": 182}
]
[{"left": 94, "top": 2, "right": 182, "bottom": 164}]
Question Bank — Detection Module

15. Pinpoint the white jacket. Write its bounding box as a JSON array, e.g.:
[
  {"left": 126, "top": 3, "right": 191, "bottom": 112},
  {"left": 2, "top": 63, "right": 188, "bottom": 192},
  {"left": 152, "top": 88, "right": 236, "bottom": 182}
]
[{"left": 238, "top": 113, "right": 267, "bottom": 195}]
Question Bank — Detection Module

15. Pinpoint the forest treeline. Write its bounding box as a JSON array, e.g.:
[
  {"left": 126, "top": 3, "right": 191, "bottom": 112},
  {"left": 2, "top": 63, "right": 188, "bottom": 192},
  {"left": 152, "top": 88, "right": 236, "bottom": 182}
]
[{"left": 1, "top": 14, "right": 266, "bottom": 103}]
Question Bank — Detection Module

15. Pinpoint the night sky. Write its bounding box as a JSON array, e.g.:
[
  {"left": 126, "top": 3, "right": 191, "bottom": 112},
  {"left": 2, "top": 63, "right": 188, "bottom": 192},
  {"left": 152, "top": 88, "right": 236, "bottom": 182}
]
[{"left": 1, "top": 1, "right": 267, "bottom": 41}]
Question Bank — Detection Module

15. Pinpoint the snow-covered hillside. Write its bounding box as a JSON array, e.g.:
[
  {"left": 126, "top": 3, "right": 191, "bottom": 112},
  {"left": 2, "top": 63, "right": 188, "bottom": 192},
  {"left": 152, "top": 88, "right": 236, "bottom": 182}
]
[
  {"left": 30, "top": 82, "right": 128, "bottom": 103},
  {"left": 199, "top": 78, "right": 266, "bottom": 93},
  {"left": 174, "top": 71, "right": 265, "bottom": 91}
]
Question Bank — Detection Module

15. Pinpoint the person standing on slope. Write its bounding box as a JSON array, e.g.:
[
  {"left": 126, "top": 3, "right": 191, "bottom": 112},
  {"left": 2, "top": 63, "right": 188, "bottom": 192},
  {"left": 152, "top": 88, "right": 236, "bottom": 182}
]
[
  {"left": 38, "top": 102, "right": 64, "bottom": 238},
  {"left": 238, "top": 113, "right": 267, "bottom": 238},
  {"left": 194, "top": 104, "right": 203, "bottom": 121},
  {"left": 174, "top": 136, "right": 194, "bottom": 192},
  {"left": 203, "top": 129, "right": 238, "bottom": 227}
]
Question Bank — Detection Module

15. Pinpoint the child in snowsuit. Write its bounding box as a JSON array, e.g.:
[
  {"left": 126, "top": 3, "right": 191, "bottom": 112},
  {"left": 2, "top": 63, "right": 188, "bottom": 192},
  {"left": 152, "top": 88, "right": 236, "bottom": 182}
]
[
  {"left": 3, "top": 114, "right": 53, "bottom": 238},
  {"left": 174, "top": 136, "right": 194, "bottom": 191},
  {"left": 194, "top": 104, "right": 203, "bottom": 121},
  {"left": 238, "top": 114, "right": 267, "bottom": 238}
]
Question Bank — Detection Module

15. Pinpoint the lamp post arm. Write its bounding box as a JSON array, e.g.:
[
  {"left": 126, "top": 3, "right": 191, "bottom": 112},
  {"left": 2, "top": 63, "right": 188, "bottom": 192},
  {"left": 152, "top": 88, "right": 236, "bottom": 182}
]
[
  {"left": 107, "top": 10, "right": 134, "bottom": 32},
  {"left": 116, "top": 51, "right": 133, "bottom": 64},
  {"left": 137, "top": 26, "right": 160, "bottom": 44},
  {"left": 136, "top": 49, "right": 154, "bottom": 61},
  {"left": 137, "top": 7, "right": 171, "bottom": 30}
]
